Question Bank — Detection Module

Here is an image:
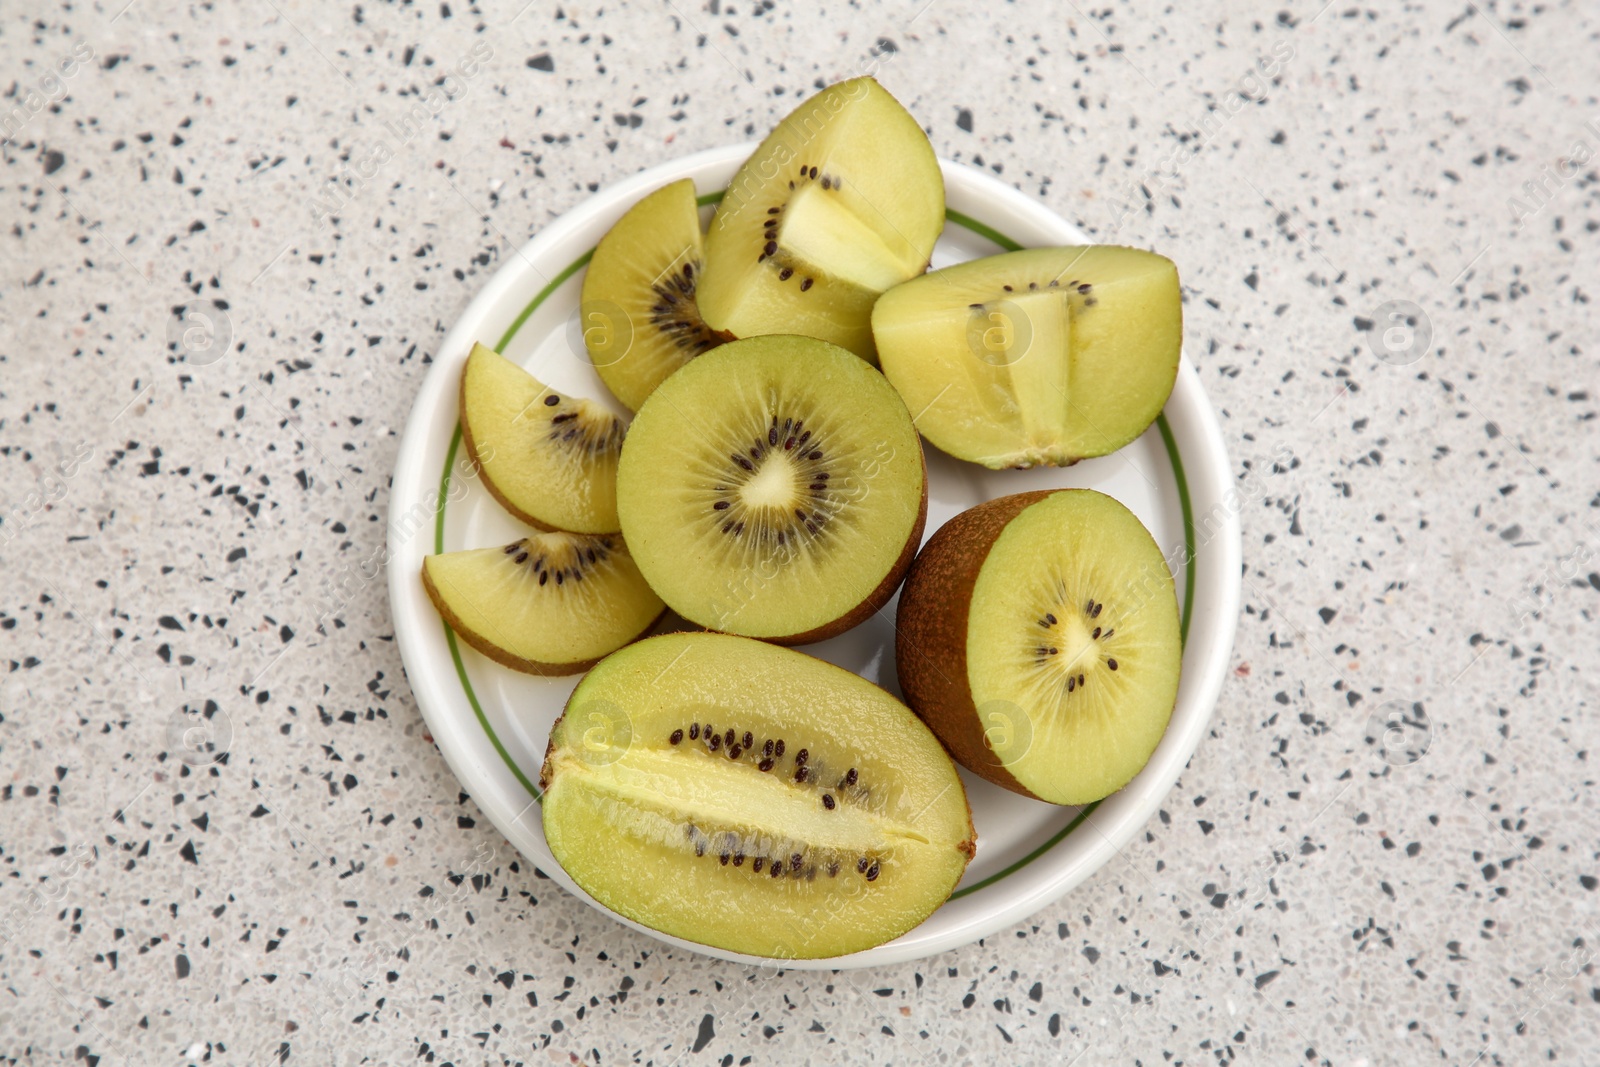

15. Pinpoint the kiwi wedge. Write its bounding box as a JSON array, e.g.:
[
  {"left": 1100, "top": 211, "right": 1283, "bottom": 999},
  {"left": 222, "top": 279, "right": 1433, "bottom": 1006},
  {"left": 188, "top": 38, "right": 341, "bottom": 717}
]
[
  {"left": 873, "top": 246, "right": 1182, "bottom": 468},
  {"left": 460, "top": 342, "right": 628, "bottom": 533},
  {"left": 540, "top": 632, "right": 975, "bottom": 959},
  {"left": 581, "top": 179, "right": 728, "bottom": 411},
  {"left": 698, "top": 78, "right": 945, "bottom": 361},
  {"left": 615, "top": 334, "right": 927, "bottom": 643},
  {"left": 422, "top": 532, "right": 664, "bottom": 675},
  {"left": 896, "top": 489, "right": 1181, "bottom": 805}
]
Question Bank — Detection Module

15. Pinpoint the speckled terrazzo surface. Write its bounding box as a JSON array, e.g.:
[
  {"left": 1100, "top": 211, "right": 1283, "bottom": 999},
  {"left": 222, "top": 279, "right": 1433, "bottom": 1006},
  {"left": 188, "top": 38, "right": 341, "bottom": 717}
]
[{"left": 2, "top": 1, "right": 1598, "bottom": 1063}]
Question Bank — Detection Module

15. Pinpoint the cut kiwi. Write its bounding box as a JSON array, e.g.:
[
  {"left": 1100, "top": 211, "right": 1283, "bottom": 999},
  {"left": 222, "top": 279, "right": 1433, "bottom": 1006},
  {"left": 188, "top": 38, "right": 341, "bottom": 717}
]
[
  {"left": 580, "top": 179, "right": 729, "bottom": 411},
  {"left": 895, "top": 489, "right": 1181, "bottom": 805},
  {"left": 873, "top": 246, "right": 1181, "bottom": 468},
  {"left": 697, "top": 78, "right": 945, "bottom": 361},
  {"left": 459, "top": 342, "right": 628, "bottom": 534},
  {"left": 615, "top": 334, "right": 926, "bottom": 643},
  {"left": 422, "top": 532, "right": 664, "bottom": 675},
  {"left": 540, "top": 632, "right": 974, "bottom": 959}
]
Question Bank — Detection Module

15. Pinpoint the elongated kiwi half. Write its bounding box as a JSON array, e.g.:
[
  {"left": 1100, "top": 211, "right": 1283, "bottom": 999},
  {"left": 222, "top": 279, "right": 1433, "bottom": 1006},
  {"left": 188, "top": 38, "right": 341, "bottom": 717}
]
[
  {"left": 540, "top": 632, "right": 974, "bottom": 959},
  {"left": 896, "top": 489, "right": 1182, "bottom": 805},
  {"left": 422, "top": 532, "right": 664, "bottom": 675},
  {"left": 615, "top": 335, "right": 927, "bottom": 643},
  {"left": 460, "top": 343, "right": 628, "bottom": 533},
  {"left": 874, "top": 246, "right": 1181, "bottom": 468},
  {"left": 581, "top": 179, "right": 728, "bottom": 411},
  {"left": 698, "top": 77, "right": 945, "bottom": 361}
]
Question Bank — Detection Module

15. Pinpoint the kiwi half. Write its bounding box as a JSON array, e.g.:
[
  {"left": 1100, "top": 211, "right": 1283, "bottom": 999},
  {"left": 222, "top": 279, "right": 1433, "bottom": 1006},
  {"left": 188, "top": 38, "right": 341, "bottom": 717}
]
[
  {"left": 873, "top": 246, "right": 1181, "bottom": 468},
  {"left": 540, "top": 632, "right": 975, "bottom": 959},
  {"left": 581, "top": 179, "right": 728, "bottom": 411},
  {"left": 615, "top": 334, "right": 927, "bottom": 643},
  {"left": 895, "top": 489, "right": 1182, "bottom": 805},
  {"left": 698, "top": 78, "right": 945, "bottom": 361},
  {"left": 460, "top": 343, "right": 628, "bottom": 533},
  {"left": 422, "top": 532, "right": 664, "bottom": 675}
]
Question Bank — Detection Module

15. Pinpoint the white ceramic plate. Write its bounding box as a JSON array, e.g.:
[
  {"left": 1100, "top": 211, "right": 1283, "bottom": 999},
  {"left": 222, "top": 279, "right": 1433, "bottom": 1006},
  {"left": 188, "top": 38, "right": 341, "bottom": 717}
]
[{"left": 388, "top": 144, "right": 1241, "bottom": 969}]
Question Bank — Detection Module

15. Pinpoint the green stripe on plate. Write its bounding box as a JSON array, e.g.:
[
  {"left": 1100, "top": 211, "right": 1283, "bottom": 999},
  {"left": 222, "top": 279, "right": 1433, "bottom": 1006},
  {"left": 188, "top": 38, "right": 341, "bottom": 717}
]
[{"left": 429, "top": 198, "right": 1196, "bottom": 896}]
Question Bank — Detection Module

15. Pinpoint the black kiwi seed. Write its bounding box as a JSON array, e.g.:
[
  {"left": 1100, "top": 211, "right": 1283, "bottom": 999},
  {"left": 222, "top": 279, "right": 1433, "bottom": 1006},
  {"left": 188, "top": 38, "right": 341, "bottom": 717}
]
[
  {"left": 1092, "top": 627, "right": 1101, "bottom": 639},
  {"left": 763, "top": 739, "right": 774, "bottom": 757},
  {"left": 800, "top": 278, "right": 813, "bottom": 291},
  {"left": 763, "top": 240, "right": 778, "bottom": 256},
  {"left": 714, "top": 500, "right": 730, "bottom": 510},
  {"left": 774, "top": 740, "right": 786, "bottom": 757},
  {"left": 670, "top": 729, "right": 683, "bottom": 745},
  {"left": 791, "top": 853, "right": 803, "bottom": 871},
  {"left": 733, "top": 852, "right": 745, "bottom": 867},
  {"left": 821, "top": 176, "right": 831, "bottom": 190},
  {"left": 504, "top": 543, "right": 519, "bottom": 554},
  {"left": 758, "top": 758, "right": 774, "bottom": 772},
  {"left": 688, "top": 724, "right": 699, "bottom": 740},
  {"left": 1068, "top": 677, "right": 1076, "bottom": 693},
  {"left": 857, "top": 857, "right": 870, "bottom": 873},
  {"left": 1078, "top": 282, "right": 1092, "bottom": 293},
  {"left": 822, "top": 794, "right": 835, "bottom": 810},
  {"left": 724, "top": 728, "right": 736, "bottom": 747},
  {"left": 808, "top": 166, "right": 818, "bottom": 179},
  {"left": 729, "top": 744, "right": 742, "bottom": 760},
  {"left": 1078, "top": 673, "right": 1086, "bottom": 686},
  {"left": 768, "top": 206, "right": 780, "bottom": 214},
  {"left": 752, "top": 857, "right": 764, "bottom": 872},
  {"left": 1108, "top": 658, "right": 1119, "bottom": 671},
  {"left": 1092, "top": 603, "right": 1103, "bottom": 618},
  {"left": 1003, "top": 284, "right": 1013, "bottom": 291},
  {"left": 844, "top": 768, "right": 857, "bottom": 786},
  {"left": 543, "top": 395, "right": 560, "bottom": 406},
  {"left": 866, "top": 861, "right": 880, "bottom": 882},
  {"left": 720, "top": 851, "right": 730, "bottom": 865},
  {"left": 795, "top": 748, "right": 809, "bottom": 765},
  {"left": 795, "top": 766, "right": 809, "bottom": 783},
  {"left": 514, "top": 551, "right": 529, "bottom": 564},
  {"left": 743, "top": 731, "right": 753, "bottom": 749},
  {"left": 708, "top": 734, "right": 721, "bottom": 752},
  {"left": 771, "top": 861, "right": 783, "bottom": 878}
]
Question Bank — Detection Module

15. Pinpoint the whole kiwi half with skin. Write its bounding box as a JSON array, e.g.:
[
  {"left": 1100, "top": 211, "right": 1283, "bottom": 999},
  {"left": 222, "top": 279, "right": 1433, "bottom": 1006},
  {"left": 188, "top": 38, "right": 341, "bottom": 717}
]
[
  {"left": 895, "top": 489, "right": 1182, "bottom": 806},
  {"left": 540, "top": 632, "right": 975, "bottom": 959},
  {"left": 697, "top": 77, "right": 945, "bottom": 362},
  {"left": 422, "top": 532, "right": 665, "bottom": 676},
  {"left": 580, "top": 179, "right": 729, "bottom": 411},
  {"left": 459, "top": 343, "right": 628, "bottom": 533},
  {"left": 615, "top": 334, "right": 927, "bottom": 643},
  {"left": 873, "top": 246, "right": 1181, "bottom": 468}
]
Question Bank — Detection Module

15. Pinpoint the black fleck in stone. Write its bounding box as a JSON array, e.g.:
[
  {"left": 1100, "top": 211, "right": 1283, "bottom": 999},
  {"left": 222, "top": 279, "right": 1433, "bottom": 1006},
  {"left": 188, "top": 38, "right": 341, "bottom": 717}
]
[
  {"left": 527, "top": 53, "right": 554, "bottom": 72},
  {"left": 955, "top": 108, "right": 973, "bottom": 133}
]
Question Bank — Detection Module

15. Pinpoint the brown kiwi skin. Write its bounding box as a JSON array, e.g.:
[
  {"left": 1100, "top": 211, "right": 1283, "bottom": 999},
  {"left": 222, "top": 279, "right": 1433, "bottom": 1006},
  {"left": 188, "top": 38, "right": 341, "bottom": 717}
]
[
  {"left": 894, "top": 491, "right": 1062, "bottom": 799},
  {"left": 765, "top": 447, "right": 929, "bottom": 647},
  {"left": 420, "top": 563, "right": 665, "bottom": 677}
]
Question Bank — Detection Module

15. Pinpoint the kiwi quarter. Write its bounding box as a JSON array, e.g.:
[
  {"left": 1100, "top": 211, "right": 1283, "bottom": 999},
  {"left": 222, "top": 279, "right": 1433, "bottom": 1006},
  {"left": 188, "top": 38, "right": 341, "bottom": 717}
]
[
  {"left": 539, "top": 632, "right": 975, "bottom": 959},
  {"left": 895, "top": 489, "right": 1182, "bottom": 805},
  {"left": 460, "top": 342, "right": 628, "bottom": 533},
  {"left": 615, "top": 334, "right": 927, "bottom": 643},
  {"left": 697, "top": 78, "right": 945, "bottom": 361},
  {"left": 581, "top": 179, "right": 728, "bottom": 411},
  {"left": 421, "top": 532, "right": 664, "bottom": 675},
  {"left": 873, "top": 246, "right": 1182, "bottom": 468}
]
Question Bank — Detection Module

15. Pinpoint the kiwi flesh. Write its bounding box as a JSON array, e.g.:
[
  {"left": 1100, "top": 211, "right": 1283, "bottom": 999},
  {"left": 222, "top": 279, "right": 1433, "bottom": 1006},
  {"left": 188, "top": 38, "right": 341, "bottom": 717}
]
[
  {"left": 697, "top": 78, "right": 945, "bottom": 362},
  {"left": 873, "top": 246, "right": 1181, "bottom": 468},
  {"left": 895, "top": 489, "right": 1181, "bottom": 805},
  {"left": 615, "top": 334, "right": 926, "bottom": 643},
  {"left": 581, "top": 179, "right": 729, "bottom": 411},
  {"left": 539, "top": 632, "right": 974, "bottom": 959},
  {"left": 460, "top": 342, "right": 628, "bottom": 533},
  {"left": 422, "top": 532, "right": 664, "bottom": 675}
]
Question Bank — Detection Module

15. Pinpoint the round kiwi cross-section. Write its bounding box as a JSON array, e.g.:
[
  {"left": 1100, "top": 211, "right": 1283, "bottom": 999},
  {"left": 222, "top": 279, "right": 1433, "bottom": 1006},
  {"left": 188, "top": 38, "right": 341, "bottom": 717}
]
[
  {"left": 539, "top": 632, "right": 975, "bottom": 959},
  {"left": 580, "top": 179, "right": 729, "bottom": 411},
  {"left": 698, "top": 78, "right": 945, "bottom": 362},
  {"left": 460, "top": 342, "right": 628, "bottom": 533},
  {"left": 873, "top": 246, "right": 1182, "bottom": 468},
  {"left": 421, "top": 532, "right": 664, "bottom": 676},
  {"left": 896, "top": 489, "right": 1182, "bottom": 806},
  {"left": 615, "top": 335, "right": 927, "bottom": 643}
]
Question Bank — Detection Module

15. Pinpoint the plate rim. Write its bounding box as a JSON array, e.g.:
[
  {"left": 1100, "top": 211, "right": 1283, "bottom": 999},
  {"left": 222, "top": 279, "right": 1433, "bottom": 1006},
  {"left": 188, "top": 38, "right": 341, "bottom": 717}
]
[{"left": 387, "top": 143, "right": 1242, "bottom": 969}]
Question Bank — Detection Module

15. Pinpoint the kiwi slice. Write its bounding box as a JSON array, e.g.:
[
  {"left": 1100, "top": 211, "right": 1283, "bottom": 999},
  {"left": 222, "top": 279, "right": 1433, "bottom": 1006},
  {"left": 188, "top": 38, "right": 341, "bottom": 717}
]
[
  {"left": 459, "top": 342, "right": 628, "bottom": 533},
  {"left": 896, "top": 489, "right": 1181, "bottom": 805},
  {"left": 581, "top": 179, "right": 728, "bottom": 411},
  {"left": 615, "top": 334, "right": 927, "bottom": 643},
  {"left": 873, "top": 246, "right": 1182, "bottom": 468},
  {"left": 422, "top": 532, "right": 664, "bottom": 675},
  {"left": 540, "top": 632, "right": 975, "bottom": 959},
  {"left": 697, "top": 78, "right": 945, "bottom": 361}
]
